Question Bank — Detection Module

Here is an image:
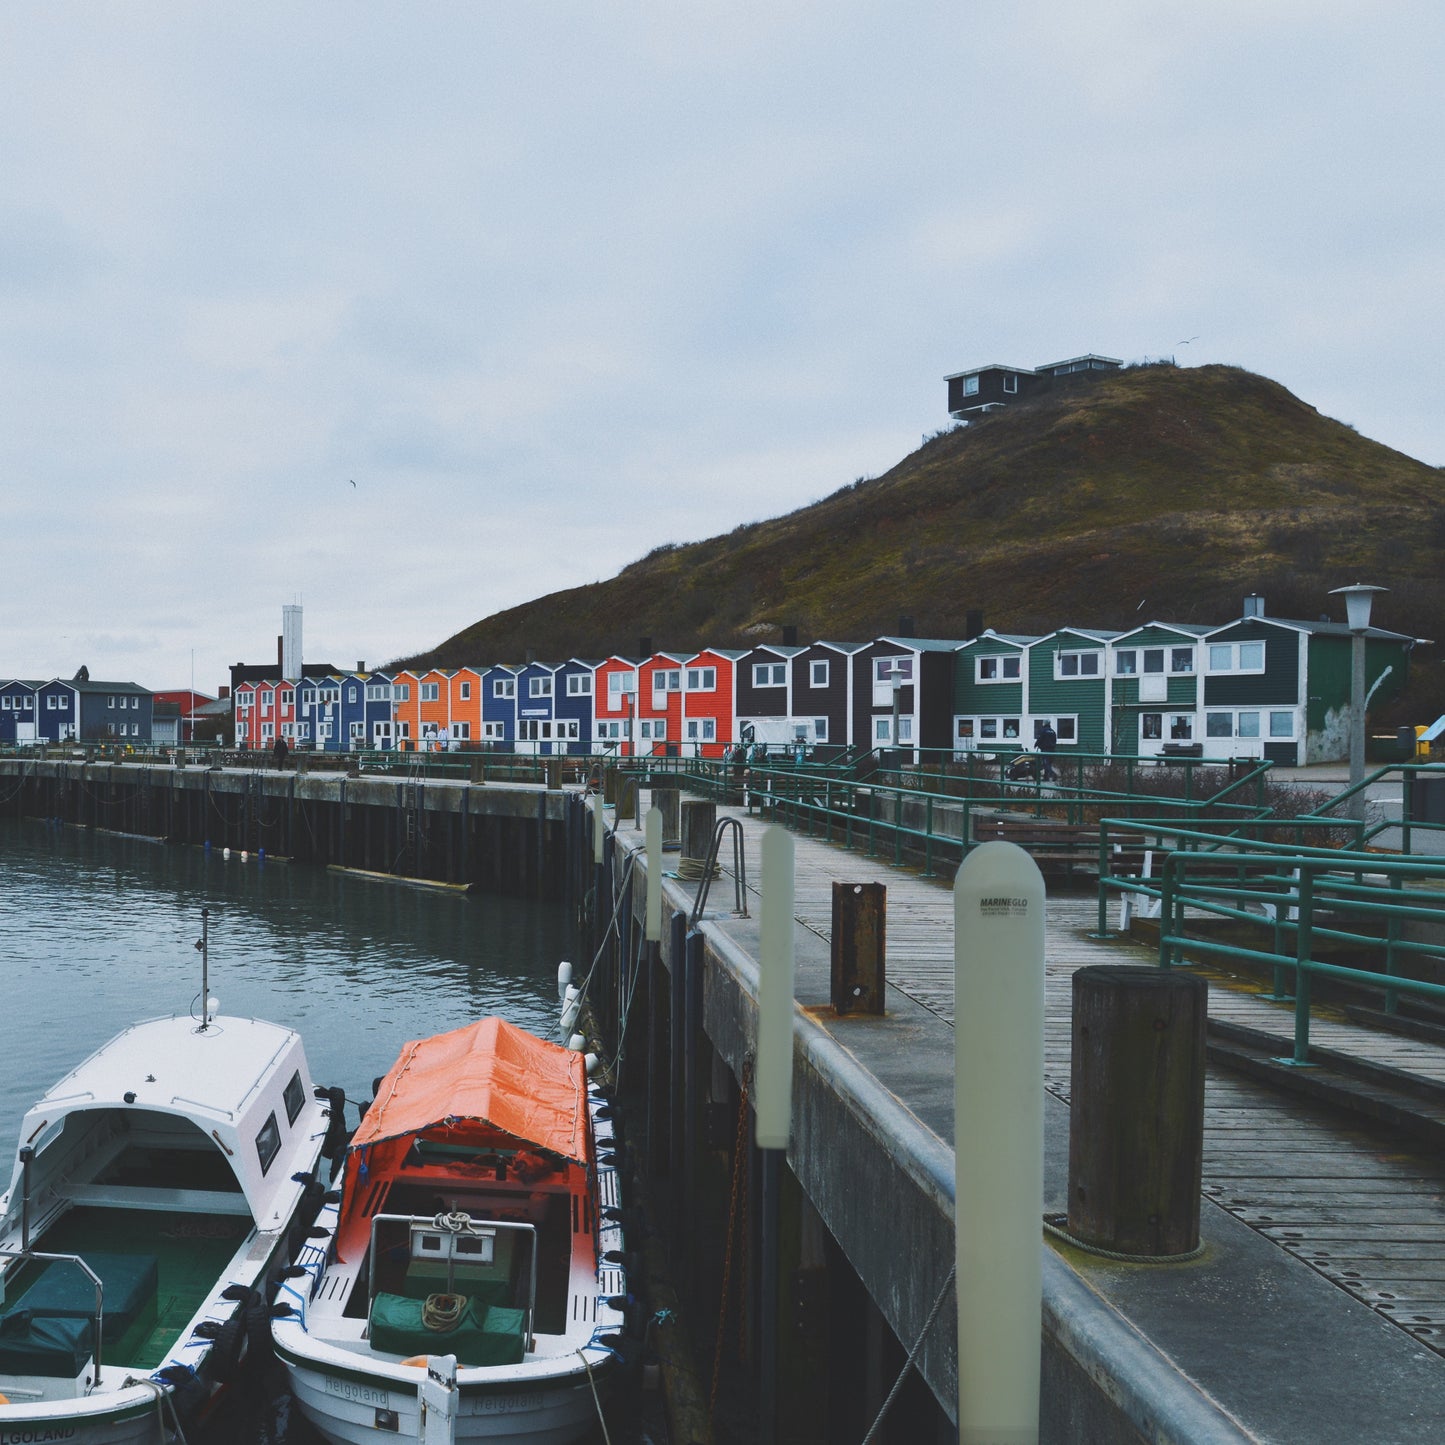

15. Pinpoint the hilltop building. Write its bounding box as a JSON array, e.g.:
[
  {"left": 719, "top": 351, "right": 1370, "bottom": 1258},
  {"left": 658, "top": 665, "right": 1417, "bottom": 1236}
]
[{"left": 945, "top": 353, "right": 1123, "bottom": 420}]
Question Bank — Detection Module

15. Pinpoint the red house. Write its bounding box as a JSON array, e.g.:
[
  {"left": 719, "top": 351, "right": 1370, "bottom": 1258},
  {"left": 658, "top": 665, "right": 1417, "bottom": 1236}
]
[
  {"left": 592, "top": 657, "right": 644, "bottom": 755},
  {"left": 680, "top": 649, "right": 745, "bottom": 757},
  {"left": 638, "top": 652, "right": 689, "bottom": 756}
]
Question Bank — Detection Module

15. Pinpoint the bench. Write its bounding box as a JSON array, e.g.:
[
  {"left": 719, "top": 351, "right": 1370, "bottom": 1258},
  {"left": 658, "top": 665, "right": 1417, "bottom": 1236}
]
[{"left": 972, "top": 817, "right": 1147, "bottom": 877}]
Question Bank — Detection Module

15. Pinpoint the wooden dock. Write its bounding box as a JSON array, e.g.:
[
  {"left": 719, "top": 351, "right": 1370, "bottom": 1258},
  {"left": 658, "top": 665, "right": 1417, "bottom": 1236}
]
[{"left": 670, "top": 798, "right": 1445, "bottom": 1364}]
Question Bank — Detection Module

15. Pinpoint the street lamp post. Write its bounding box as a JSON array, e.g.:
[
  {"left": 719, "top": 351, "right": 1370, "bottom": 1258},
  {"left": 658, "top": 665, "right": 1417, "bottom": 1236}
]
[{"left": 1330, "top": 584, "right": 1387, "bottom": 822}]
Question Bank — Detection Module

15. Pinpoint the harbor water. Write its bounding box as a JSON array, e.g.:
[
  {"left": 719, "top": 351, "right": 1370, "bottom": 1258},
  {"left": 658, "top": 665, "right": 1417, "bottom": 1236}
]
[{"left": 0, "top": 816, "right": 619, "bottom": 1444}]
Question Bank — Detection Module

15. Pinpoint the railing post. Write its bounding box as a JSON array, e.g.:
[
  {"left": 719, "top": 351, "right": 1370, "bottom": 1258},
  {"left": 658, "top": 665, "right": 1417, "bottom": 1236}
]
[
  {"left": 1159, "top": 862, "right": 1176, "bottom": 970},
  {"left": 923, "top": 796, "right": 935, "bottom": 878},
  {"left": 1286, "top": 869, "right": 1315, "bottom": 1066},
  {"left": 1384, "top": 874, "right": 1403, "bottom": 1015}
]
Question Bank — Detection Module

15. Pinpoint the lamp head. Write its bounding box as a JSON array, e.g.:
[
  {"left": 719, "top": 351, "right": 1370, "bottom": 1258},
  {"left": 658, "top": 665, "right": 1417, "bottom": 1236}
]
[{"left": 1329, "top": 583, "right": 1387, "bottom": 632}]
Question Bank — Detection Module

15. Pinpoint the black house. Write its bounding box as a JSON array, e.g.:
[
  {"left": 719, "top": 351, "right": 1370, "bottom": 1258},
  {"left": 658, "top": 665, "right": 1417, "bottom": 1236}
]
[{"left": 945, "top": 353, "right": 1123, "bottom": 420}]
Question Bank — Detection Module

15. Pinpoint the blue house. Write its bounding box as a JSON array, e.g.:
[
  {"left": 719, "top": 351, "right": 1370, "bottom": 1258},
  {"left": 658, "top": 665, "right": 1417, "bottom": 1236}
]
[
  {"left": 555, "top": 660, "right": 599, "bottom": 756},
  {"left": 75, "top": 679, "right": 153, "bottom": 743},
  {"left": 481, "top": 664, "right": 522, "bottom": 748},
  {"left": 361, "top": 674, "right": 397, "bottom": 749},
  {"left": 0, "top": 682, "right": 39, "bottom": 745},
  {"left": 37, "top": 680, "right": 80, "bottom": 743},
  {"left": 295, "top": 674, "right": 345, "bottom": 751}
]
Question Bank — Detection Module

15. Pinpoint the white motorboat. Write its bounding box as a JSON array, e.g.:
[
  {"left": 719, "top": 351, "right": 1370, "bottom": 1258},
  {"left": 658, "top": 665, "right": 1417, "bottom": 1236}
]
[{"left": 0, "top": 915, "right": 337, "bottom": 1442}]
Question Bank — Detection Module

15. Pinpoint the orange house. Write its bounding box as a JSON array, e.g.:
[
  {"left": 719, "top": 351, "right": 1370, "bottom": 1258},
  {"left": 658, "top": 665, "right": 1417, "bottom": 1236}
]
[
  {"left": 390, "top": 670, "right": 421, "bottom": 750},
  {"left": 448, "top": 668, "right": 482, "bottom": 746},
  {"left": 417, "top": 668, "right": 452, "bottom": 749}
]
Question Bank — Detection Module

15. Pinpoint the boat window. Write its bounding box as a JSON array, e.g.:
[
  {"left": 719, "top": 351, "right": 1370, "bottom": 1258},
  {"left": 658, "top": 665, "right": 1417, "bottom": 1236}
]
[
  {"left": 283, "top": 1070, "right": 306, "bottom": 1125},
  {"left": 256, "top": 1111, "right": 281, "bottom": 1175}
]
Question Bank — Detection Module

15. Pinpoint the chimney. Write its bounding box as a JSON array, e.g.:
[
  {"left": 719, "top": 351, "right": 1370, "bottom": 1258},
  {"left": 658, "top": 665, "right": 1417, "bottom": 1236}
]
[
  {"left": 782, "top": 624, "right": 798, "bottom": 646},
  {"left": 638, "top": 635, "right": 653, "bottom": 656},
  {"left": 277, "top": 635, "right": 283, "bottom": 669},
  {"left": 219, "top": 687, "right": 230, "bottom": 699},
  {"left": 1244, "top": 594, "right": 1265, "bottom": 618},
  {"left": 965, "top": 609, "right": 984, "bottom": 641},
  {"left": 897, "top": 616, "right": 915, "bottom": 638},
  {"left": 357, "top": 661, "right": 365, "bottom": 673},
  {"left": 282, "top": 604, "right": 302, "bottom": 681}
]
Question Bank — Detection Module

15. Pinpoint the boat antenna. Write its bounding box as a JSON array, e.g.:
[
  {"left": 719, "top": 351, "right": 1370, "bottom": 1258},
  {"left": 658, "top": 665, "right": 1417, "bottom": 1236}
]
[{"left": 196, "top": 907, "right": 212, "bottom": 1031}]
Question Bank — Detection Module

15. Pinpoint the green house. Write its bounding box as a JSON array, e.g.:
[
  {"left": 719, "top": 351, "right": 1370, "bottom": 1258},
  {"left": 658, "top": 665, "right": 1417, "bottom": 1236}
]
[
  {"left": 1106, "top": 623, "right": 1213, "bottom": 757},
  {"left": 1200, "top": 614, "right": 1416, "bottom": 766},
  {"left": 1024, "top": 629, "right": 1118, "bottom": 754},
  {"left": 951, "top": 632, "right": 1037, "bottom": 751}
]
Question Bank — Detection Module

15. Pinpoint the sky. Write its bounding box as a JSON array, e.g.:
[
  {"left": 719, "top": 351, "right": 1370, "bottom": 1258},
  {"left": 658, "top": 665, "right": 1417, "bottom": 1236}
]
[{"left": 3, "top": 2, "right": 1443, "bottom": 695}]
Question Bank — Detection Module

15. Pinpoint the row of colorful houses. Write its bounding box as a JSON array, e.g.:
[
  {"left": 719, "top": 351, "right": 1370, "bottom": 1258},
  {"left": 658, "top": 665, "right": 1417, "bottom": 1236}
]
[{"left": 230, "top": 598, "right": 1423, "bottom": 767}]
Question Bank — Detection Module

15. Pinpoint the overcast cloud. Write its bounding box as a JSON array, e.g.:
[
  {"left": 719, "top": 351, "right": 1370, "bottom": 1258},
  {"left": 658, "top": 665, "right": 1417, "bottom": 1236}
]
[{"left": 2, "top": 2, "right": 1442, "bottom": 693}]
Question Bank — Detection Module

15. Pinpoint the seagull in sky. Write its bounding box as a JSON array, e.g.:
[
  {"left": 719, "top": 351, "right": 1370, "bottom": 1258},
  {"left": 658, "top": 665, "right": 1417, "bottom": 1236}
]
[
  {"left": 1178, "top": 336, "right": 1198, "bottom": 346},
  {"left": 348, "top": 479, "right": 356, "bottom": 488}
]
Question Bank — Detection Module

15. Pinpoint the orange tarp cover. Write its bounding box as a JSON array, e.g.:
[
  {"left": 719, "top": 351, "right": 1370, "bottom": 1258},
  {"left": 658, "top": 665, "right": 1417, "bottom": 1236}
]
[
  {"left": 352, "top": 1016, "right": 588, "bottom": 1162},
  {"left": 336, "top": 1019, "right": 587, "bottom": 1258}
]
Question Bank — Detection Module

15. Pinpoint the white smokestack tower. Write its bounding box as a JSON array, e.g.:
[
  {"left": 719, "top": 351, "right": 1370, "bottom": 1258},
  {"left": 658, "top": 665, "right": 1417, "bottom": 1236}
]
[{"left": 282, "top": 604, "right": 302, "bottom": 682}]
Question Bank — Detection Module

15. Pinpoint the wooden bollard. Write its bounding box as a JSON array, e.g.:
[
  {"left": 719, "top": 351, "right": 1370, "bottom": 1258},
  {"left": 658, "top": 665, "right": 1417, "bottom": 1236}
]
[
  {"left": 680, "top": 800, "right": 716, "bottom": 866},
  {"left": 830, "top": 882, "right": 885, "bottom": 1014},
  {"left": 603, "top": 767, "right": 625, "bottom": 807},
  {"left": 1067, "top": 965, "right": 1207, "bottom": 1257},
  {"left": 653, "top": 787, "right": 681, "bottom": 849},
  {"left": 544, "top": 756, "right": 562, "bottom": 791}
]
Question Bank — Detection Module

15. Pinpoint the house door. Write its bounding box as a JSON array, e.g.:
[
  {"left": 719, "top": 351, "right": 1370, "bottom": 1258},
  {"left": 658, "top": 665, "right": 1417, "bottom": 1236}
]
[{"left": 15, "top": 722, "right": 35, "bottom": 744}]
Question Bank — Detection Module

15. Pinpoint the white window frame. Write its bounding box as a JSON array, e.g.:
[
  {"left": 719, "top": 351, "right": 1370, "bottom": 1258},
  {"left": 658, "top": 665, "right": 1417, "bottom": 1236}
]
[
  {"left": 608, "top": 671, "right": 637, "bottom": 697},
  {"left": 1206, "top": 641, "right": 1267, "bottom": 674},
  {"left": 350, "top": 721, "right": 365, "bottom": 740},
  {"left": 366, "top": 683, "right": 390, "bottom": 701},
  {"left": 261, "top": 691, "right": 273, "bottom": 706},
  {"left": 529, "top": 676, "right": 553, "bottom": 698},
  {"left": 813, "top": 717, "right": 828, "bottom": 741},
  {"left": 687, "top": 667, "right": 716, "bottom": 692},
  {"left": 494, "top": 678, "right": 516, "bottom": 699},
  {"left": 963, "top": 375, "right": 980, "bottom": 396},
  {"left": 1031, "top": 715, "right": 1078, "bottom": 743},
  {"left": 1169, "top": 647, "right": 1196, "bottom": 674},
  {"left": 1054, "top": 649, "right": 1102, "bottom": 679},
  {"left": 809, "top": 659, "right": 829, "bottom": 688},
  {"left": 976, "top": 654, "right": 1021, "bottom": 683},
  {"left": 566, "top": 673, "right": 592, "bottom": 696},
  {"left": 421, "top": 682, "right": 440, "bottom": 702},
  {"left": 753, "top": 663, "right": 787, "bottom": 688},
  {"left": 261, "top": 722, "right": 275, "bottom": 740},
  {"left": 449, "top": 721, "right": 470, "bottom": 740},
  {"left": 640, "top": 720, "right": 666, "bottom": 740},
  {"left": 394, "top": 683, "right": 411, "bottom": 702},
  {"left": 482, "top": 721, "right": 505, "bottom": 740},
  {"left": 685, "top": 717, "right": 717, "bottom": 741}
]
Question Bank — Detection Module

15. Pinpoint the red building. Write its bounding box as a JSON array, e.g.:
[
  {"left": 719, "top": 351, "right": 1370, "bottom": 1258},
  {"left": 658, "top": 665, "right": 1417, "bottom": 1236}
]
[
  {"left": 680, "top": 649, "right": 745, "bottom": 757},
  {"left": 592, "top": 657, "right": 643, "bottom": 755}
]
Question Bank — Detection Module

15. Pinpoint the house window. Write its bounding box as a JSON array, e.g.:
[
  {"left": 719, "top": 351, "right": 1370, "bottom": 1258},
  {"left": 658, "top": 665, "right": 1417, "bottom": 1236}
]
[
  {"left": 1169, "top": 714, "right": 1194, "bottom": 740},
  {"left": 652, "top": 670, "right": 681, "bottom": 692},
  {"left": 687, "top": 667, "right": 716, "bottom": 691},
  {"left": 366, "top": 684, "right": 388, "bottom": 701},
  {"left": 394, "top": 684, "right": 410, "bottom": 702},
  {"left": 1033, "top": 716, "right": 1078, "bottom": 743},
  {"left": 1170, "top": 648, "right": 1195, "bottom": 673},
  {"left": 529, "top": 676, "right": 553, "bottom": 698},
  {"left": 1142, "top": 649, "right": 1165, "bottom": 674},
  {"left": 301, "top": 688, "right": 316, "bottom": 704},
  {"left": 1003, "top": 373, "right": 1018, "bottom": 393},
  {"left": 261, "top": 722, "right": 275, "bottom": 740},
  {"left": 494, "top": 678, "right": 515, "bottom": 699},
  {"left": 875, "top": 718, "right": 891, "bottom": 742},
  {"left": 108, "top": 695, "right": 116, "bottom": 708},
  {"left": 421, "top": 683, "right": 440, "bottom": 702},
  {"left": 397, "top": 722, "right": 410, "bottom": 738},
  {"left": 810, "top": 660, "right": 829, "bottom": 688},
  {"left": 459, "top": 682, "right": 471, "bottom": 700},
  {"left": 608, "top": 672, "right": 637, "bottom": 696},
  {"left": 373, "top": 722, "right": 393, "bottom": 741},
  {"left": 1237, "top": 712, "right": 1261, "bottom": 739},
  {"left": 596, "top": 720, "right": 622, "bottom": 740},
  {"left": 321, "top": 687, "right": 339, "bottom": 703},
  {"left": 898, "top": 717, "right": 913, "bottom": 742},
  {"left": 451, "top": 722, "right": 471, "bottom": 740},
  {"left": 281, "top": 689, "right": 294, "bottom": 705},
  {"left": 482, "top": 721, "right": 505, "bottom": 739},
  {"left": 874, "top": 657, "right": 913, "bottom": 685},
  {"left": 567, "top": 673, "right": 592, "bottom": 696},
  {"left": 1055, "top": 650, "right": 1101, "bottom": 678},
  {"left": 963, "top": 375, "right": 980, "bottom": 396},
  {"left": 977, "top": 655, "right": 1021, "bottom": 682},
  {"left": 1269, "top": 711, "right": 1295, "bottom": 738},
  {"left": 350, "top": 722, "right": 364, "bottom": 740},
  {"left": 640, "top": 720, "right": 666, "bottom": 740},
  {"left": 1207, "top": 641, "right": 1266, "bottom": 674},
  {"left": 753, "top": 663, "right": 787, "bottom": 688},
  {"left": 813, "top": 718, "right": 828, "bottom": 741},
  {"left": 1206, "top": 713, "right": 1233, "bottom": 738},
  {"left": 1142, "top": 713, "right": 1163, "bottom": 740},
  {"left": 319, "top": 721, "right": 333, "bottom": 741},
  {"left": 348, "top": 687, "right": 358, "bottom": 702},
  {"left": 685, "top": 718, "right": 716, "bottom": 741}
]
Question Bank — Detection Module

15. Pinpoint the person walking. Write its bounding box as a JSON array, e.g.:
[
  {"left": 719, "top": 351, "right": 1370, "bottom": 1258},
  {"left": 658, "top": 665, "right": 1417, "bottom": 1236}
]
[
  {"left": 1036, "top": 721, "right": 1058, "bottom": 781},
  {"left": 273, "top": 734, "right": 290, "bottom": 770}
]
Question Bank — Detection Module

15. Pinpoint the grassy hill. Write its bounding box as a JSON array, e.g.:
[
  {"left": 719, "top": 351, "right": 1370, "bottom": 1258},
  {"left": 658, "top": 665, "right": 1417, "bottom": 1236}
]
[{"left": 395, "top": 363, "right": 1445, "bottom": 716}]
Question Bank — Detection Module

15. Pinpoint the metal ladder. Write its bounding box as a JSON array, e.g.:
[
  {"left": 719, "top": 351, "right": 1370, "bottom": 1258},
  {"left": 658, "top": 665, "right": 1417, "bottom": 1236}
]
[{"left": 690, "top": 817, "right": 749, "bottom": 926}]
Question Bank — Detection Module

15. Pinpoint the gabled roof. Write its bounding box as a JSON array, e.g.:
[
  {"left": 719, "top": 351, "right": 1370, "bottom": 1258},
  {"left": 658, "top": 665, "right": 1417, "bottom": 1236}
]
[
  {"left": 1207, "top": 616, "right": 1419, "bottom": 644},
  {"left": 810, "top": 641, "right": 868, "bottom": 655},
  {"left": 743, "top": 644, "right": 806, "bottom": 660},
  {"left": 1110, "top": 622, "right": 1214, "bottom": 644},
  {"left": 691, "top": 648, "right": 749, "bottom": 662},
  {"left": 944, "top": 362, "right": 1030, "bottom": 381},
  {"left": 874, "top": 636, "right": 969, "bottom": 652},
  {"left": 1037, "top": 627, "right": 1120, "bottom": 645},
  {"left": 957, "top": 629, "right": 1039, "bottom": 650}
]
